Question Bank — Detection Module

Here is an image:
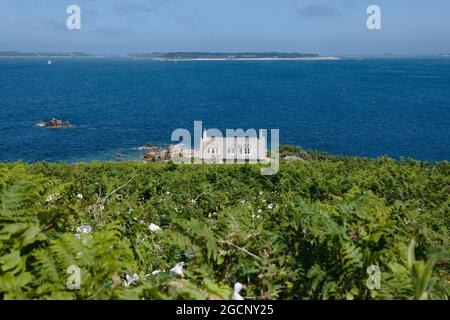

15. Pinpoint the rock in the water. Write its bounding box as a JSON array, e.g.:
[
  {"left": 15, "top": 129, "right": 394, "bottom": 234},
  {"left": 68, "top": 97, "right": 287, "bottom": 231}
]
[{"left": 34, "top": 118, "right": 74, "bottom": 128}]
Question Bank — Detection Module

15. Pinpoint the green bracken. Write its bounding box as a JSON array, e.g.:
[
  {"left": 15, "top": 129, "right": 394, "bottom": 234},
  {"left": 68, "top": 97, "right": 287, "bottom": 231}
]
[{"left": 0, "top": 152, "right": 449, "bottom": 300}]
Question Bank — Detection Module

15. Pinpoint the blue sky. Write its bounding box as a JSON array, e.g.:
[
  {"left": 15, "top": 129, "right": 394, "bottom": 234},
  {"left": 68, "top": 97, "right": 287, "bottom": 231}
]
[{"left": 0, "top": 0, "right": 449, "bottom": 55}]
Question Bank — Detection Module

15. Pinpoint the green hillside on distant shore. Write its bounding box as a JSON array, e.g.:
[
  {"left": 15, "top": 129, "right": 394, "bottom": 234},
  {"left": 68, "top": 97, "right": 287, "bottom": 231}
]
[
  {"left": 0, "top": 51, "right": 94, "bottom": 57},
  {"left": 125, "top": 52, "right": 321, "bottom": 59}
]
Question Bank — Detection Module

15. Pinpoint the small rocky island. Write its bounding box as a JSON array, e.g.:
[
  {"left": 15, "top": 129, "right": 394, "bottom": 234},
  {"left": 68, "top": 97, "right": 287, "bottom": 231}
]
[
  {"left": 143, "top": 144, "right": 175, "bottom": 162},
  {"left": 34, "top": 118, "right": 74, "bottom": 128}
]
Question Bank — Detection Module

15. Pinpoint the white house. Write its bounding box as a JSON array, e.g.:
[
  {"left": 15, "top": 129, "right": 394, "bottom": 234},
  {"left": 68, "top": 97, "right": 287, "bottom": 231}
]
[{"left": 197, "top": 129, "right": 268, "bottom": 162}]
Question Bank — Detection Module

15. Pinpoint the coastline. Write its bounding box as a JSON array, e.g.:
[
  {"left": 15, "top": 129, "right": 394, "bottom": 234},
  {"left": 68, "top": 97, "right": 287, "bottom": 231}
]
[
  {"left": 129, "top": 56, "right": 340, "bottom": 61},
  {"left": 0, "top": 56, "right": 338, "bottom": 61}
]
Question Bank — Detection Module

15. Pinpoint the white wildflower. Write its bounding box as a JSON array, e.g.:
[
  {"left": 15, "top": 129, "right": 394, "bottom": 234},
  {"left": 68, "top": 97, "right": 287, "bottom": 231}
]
[
  {"left": 124, "top": 273, "right": 139, "bottom": 287},
  {"left": 268, "top": 204, "right": 274, "bottom": 209},
  {"left": 240, "top": 200, "right": 246, "bottom": 204},
  {"left": 151, "top": 270, "right": 161, "bottom": 275},
  {"left": 77, "top": 193, "right": 84, "bottom": 200},
  {"left": 76, "top": 225, "right": 92, "bottom": 234},
  {"left": 170, "top": 262, "right": 184, "bottom": 277},
  {"left": 232, "top": 282, "right": 244, "bottom": 300},
  {"left": 258, "top": 209, "right": 262, "bottom": 213},
  {"left": 148, "top": 223, "right": 162, "bottom": 233},
  {"left": 47, "top": 193, "right": 60, "bottom": 202}
]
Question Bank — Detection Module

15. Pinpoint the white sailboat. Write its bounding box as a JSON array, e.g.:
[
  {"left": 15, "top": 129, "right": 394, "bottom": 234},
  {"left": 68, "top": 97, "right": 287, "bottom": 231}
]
[{"left": 47, "top": 59, "right": 52, "bottom": 65}]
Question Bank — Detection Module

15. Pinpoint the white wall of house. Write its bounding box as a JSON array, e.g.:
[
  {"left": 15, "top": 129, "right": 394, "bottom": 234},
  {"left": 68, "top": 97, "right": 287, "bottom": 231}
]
[{"left": 198, "top": 129, "right": 267, "bottom": 162}]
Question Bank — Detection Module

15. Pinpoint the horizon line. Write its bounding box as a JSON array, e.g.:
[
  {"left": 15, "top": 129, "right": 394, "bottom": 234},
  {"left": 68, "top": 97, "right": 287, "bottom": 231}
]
[{"left": 0, "top": 50, "right": 449, "bottom": 57}]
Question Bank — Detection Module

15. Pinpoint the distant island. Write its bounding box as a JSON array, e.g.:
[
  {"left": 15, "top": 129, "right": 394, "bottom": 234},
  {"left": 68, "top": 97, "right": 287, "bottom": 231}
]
[
  {"left": 0, "top": 51, "right": 340, "bottom": 61},
  {"left": 0, "top": 51, "right": 94, "bottom": 57},
  {"left": 124, "top": 52, "right": 339, "bottom": 61}
]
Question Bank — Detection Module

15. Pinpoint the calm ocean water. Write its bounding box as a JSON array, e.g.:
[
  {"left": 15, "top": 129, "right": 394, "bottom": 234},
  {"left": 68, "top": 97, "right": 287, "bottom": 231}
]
[{"left": 0, "top": 57, "right": 449, "bottom": 162}]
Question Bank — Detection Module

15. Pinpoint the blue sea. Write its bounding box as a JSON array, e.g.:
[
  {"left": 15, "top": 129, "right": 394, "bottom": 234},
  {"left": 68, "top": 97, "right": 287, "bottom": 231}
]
[{"left": 0, "top": 57, "right": 449, "bottom": 162}]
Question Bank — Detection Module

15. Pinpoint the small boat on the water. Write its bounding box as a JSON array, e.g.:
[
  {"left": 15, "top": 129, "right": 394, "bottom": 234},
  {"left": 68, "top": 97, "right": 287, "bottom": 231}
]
[{"left": 47, "top": 59, "right": 52, "bottom": 65}]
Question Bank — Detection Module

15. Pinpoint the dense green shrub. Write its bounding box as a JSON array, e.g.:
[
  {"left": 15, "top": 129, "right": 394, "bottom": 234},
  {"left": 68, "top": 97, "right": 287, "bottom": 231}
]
[{"left": 0, "top": 156, "right": 448, "bottom": 300}]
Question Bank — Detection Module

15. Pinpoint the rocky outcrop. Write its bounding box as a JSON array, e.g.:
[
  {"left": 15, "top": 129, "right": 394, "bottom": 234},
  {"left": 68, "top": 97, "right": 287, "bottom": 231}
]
[
  {"left": 143, "top": 145, "right": 189, "bottom": 163},
  {"left": 144, "top": 146, "right": 172, "bottom": 163},
  {"left": 34, "top": 118, "right": 74, "bottom": 128},
  {"left": 283, "top": 155, "right": 304, "bottom": 161}
]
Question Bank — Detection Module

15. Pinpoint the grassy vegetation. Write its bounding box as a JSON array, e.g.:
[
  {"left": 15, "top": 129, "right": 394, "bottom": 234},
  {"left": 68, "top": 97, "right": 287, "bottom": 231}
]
[{"left": 0, "top": 153, "right": 449, "bottom": 300}]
